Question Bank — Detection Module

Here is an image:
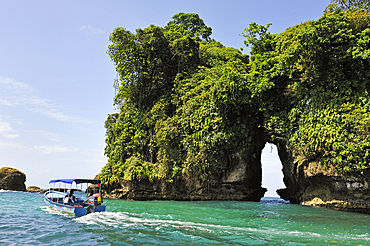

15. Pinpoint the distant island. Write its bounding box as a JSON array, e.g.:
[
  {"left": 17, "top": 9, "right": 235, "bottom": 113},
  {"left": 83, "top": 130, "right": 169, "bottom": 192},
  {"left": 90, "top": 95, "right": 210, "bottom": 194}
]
[
  {"left": 0, "top": 167, "right": 26, "bottom": 191},
  {"left": 97, "top": 1, "right": 370, "bottom": 214},
  {"left": 0, "top": 167, "right": 43, "bottom": 193}
]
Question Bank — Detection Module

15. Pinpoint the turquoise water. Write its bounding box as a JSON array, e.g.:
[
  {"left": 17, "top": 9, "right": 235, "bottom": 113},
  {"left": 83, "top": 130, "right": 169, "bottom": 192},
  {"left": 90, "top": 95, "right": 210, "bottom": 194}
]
[{"left": 1, "top": 191, "right": 369, "bottom": 245}]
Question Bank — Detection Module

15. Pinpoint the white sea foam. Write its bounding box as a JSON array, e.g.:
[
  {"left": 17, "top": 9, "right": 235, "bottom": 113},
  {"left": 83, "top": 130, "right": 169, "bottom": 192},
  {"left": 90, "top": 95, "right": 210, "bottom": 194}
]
[
  {"left": 2, "top": 191, "right": 369, "bottom": 245},
  {"left": 38, "top": 204, "right": 370, "bottom": 244},
  {"left": 74, "top": 211, "right": 324, "bottom": 240},
  {"left": 85, "top": 212, "right": 370, "bottom": 243},
  {"left": 0, "top": 189, "right": 19, "bottom": 192},
  {"left": 40, "top": 205, "right": 72, "bottom": 218}
]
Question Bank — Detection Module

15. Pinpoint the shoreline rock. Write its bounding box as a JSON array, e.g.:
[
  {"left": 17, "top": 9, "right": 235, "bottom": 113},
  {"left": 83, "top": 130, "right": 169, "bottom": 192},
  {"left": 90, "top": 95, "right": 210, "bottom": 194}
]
[
  {"left": 99, "top": 178, "right": 266, "bottom": 201},
  {"left": 0, "top": 167, "right": 26, "bottom": 191},
  {"left": 302, "top": 197, "right": 370, "bottom": 214},
  {"left": 98, "top": 134, "right": 370, "bottom": 215},
  {"left": 274, "top": 138, "right": 370, "bottom": 214},
  {"left": 26, "top": 186, "right": 44, "bottom": 193},
  {"left": 98, "top": 130, "right": 268, "bottom": 201}
]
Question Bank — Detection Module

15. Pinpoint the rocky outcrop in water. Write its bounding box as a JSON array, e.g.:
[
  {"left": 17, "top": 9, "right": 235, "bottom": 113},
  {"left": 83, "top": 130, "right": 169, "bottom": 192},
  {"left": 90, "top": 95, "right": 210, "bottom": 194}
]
[
  {"left": 274, "top": 139, "right": 370, "bottom": 214},
  {"left": 26, "top": 186, "right": 44, "bottom": 193},
  {"left": 98, "top": 131, "right": 370, "bottom": 214},
  {"left": 101, "top": 139, "right": 370, "bottom": 214},
  {"left": 0, "top": 167, "right": 26, "bottom": 191},
  {"left": 98, "top": 135, "right": 370, "bottom": 214},
  {"left": 99, "top": 10, "right": 370, "bottom": 215},
  {"left": 100, "top": 131, "right": 267, "bottom": 201}
]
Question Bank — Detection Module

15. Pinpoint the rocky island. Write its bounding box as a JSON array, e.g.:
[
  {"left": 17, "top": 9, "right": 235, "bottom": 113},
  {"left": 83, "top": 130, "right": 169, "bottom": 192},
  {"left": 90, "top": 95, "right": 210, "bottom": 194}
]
[
  {"left": 98, "top": 3, "right": 370, "bottom": 214},
  {"left": 26, "top": 186, "right": 44, "bottom": 193},
  {"left": 0, "top": 167, "right": 26, "bottom": 191}
]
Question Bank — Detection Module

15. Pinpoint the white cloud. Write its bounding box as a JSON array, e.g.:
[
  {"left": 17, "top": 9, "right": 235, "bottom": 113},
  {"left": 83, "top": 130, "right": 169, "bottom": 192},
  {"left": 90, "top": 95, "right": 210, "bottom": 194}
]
[
  {"left": 33, "top": 130, "right": 61, "bottom": 142},
  {"left": 0, "top": 140, "right": 24, "bottom": 149},
  {"left": 33, "top": 145, "right": 78, "bottom": 155},
  {"left": 30, "top": 108, "right": 91, "bottom": 124},
  {"left": 0, "top": 121, "right": 19, "bottom": 139},
  {"left": 0, "top": 76, "right": 32, "bottom": 92},
  {"left": 0, "top": 99, "right": 14, "bottom": 106},
  {"left": 25, "top": 96, "right": 50, "bottom": 107},
  {"left": 0, "top": 76, "right": 90, "bottom": 124},
  {"left": 79, "top": 24, "right": 104, "bottom": 35}
]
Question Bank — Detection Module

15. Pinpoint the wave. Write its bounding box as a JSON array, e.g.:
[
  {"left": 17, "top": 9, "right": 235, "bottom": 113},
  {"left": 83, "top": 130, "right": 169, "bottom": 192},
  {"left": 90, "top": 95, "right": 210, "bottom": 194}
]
[
  {"left": 0, "top": 189, "right": 20, "bottom": 193},
  {"left": 75, "top": 211, "right": 320, "bottom": 238},
  {"left": 73, "top": 211, "right": 370, "bottom": 243},
  {"left": 40, "top": 205, "right": 73, "bottom": 218},
  {"left": 260, "top": 197, "right": 290, "bottom": 203}
]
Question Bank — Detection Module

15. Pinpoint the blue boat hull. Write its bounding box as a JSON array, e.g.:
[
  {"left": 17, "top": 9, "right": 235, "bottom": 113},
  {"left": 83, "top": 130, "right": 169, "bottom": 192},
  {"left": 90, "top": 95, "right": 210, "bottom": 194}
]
[{"left": 44, "top": 191, "right": 106, "bottom": 217}]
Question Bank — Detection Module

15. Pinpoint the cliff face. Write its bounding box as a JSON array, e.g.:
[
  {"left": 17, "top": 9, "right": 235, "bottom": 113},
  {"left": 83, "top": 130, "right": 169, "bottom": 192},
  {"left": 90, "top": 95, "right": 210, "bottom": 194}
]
[
  {"left": 101, "top": 9, "right": 370, "bottom": 215},
  {"left": 100, "top": 130, "right": 370, "bottom": 214},
  {"left": 0, "top": 167, "right": 26, "bottom": 191},
  {"left": 275, "top": 139, "right": 370, "bottom": 214},
  {"left": 101, "top": 130, "right": 267, "bottom": 201}
]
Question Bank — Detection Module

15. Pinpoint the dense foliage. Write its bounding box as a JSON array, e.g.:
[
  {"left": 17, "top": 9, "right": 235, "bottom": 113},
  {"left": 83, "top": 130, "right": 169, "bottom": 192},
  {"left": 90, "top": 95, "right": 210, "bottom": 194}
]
[
  {"left": 100, "top": 7, "right": 370, "bottom": 186},
  {"left": 280, "top": 10, "right": 369, "bottom": 172},
  {"left": 326, "top": 0, "right": 370, "bottom": 12}
]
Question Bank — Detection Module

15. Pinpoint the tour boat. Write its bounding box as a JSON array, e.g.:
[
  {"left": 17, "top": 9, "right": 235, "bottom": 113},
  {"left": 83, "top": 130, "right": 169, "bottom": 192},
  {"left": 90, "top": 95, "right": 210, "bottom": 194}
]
[{"left": 44, "top": 179, "right": 106, "bottom": 217}]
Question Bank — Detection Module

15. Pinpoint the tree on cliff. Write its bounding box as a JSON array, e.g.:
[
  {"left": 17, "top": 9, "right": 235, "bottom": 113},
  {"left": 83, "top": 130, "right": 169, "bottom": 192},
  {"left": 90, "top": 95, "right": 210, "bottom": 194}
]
[
  {"left": 101, "top": 13, "right": 254, "bottom": 187},
  {"left": 100, "top": 8, "right": 370, "bottom": 188},
  {"left": 164, "top": 12, "right": 212, "bottom": 41},
  {"left": 326, "top": 0, "right": 370, "bottom": 12},
  {"left": 248, "top": 7, "right": 370, "bottom": 173}
]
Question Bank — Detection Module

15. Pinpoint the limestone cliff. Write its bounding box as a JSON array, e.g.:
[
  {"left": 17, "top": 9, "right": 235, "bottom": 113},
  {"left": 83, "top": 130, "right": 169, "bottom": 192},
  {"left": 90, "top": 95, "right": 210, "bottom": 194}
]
[
  {"left": 100, "top": 131, "right": 267, "bottom": 201},
  {"left": 275, "top": 139, "right": 370, "bottom": 214},
  {"left": 0, "top": 167, "right": 26, "bottom": 191},
  {"left": 101, "top": 9, "right": 370, "bottom": 215},
  {"left": 99, "top": 131, "right": 370, "bottom": 214}
]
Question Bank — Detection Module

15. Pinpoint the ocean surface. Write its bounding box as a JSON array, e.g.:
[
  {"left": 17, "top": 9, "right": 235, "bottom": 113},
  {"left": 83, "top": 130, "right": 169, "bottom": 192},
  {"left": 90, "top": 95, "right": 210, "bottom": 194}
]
[{"left": 1, "top": 190, "right": 369, "bottom": 245}]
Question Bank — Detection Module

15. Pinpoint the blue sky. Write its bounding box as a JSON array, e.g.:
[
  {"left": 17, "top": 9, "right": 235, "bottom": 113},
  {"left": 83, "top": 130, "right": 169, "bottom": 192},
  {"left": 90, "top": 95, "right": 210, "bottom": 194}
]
[{"left": 0, "top": 0, "right": 330, "bottom": 194}]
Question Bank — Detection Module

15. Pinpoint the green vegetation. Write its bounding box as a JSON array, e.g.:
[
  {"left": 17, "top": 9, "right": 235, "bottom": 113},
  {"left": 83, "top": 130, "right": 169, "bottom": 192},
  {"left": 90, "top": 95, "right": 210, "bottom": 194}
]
[
  {"left": 325, "top": 0, "right": 370, "bottom": 12},
  {"left": 100, "top": 5, "right": 370, "bottom": 186},
  {"left": 0, "top": 167, "right": 26, "bottom": 179}
]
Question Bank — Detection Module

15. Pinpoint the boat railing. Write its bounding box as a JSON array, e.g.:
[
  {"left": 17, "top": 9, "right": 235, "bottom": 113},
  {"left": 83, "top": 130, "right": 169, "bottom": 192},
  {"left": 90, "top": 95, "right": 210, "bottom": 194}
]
[
  {"left": 45, "top": 190, "right": 90, "bottom": 206},
  {"left": 46, "top": 190, "right": 66, "bottom": 196},
  {"left": 45, "top": 190, "right": 67, "bottom": 204},
  {"left": 44, "top": 179, "right": 106, "bottom": 216}
]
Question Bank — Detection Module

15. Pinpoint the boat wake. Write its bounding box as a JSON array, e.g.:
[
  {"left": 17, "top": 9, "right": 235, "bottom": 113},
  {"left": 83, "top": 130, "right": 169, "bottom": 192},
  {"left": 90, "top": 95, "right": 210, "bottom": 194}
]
[
  {"left": 73, "top": 211, "right": 370, "bottom": 243},
  {"left": 40, "top": 205, "right": 73, "bottom": 217},
  {"left": 75, "top": 211, "right": 321, "bottom": 238}
]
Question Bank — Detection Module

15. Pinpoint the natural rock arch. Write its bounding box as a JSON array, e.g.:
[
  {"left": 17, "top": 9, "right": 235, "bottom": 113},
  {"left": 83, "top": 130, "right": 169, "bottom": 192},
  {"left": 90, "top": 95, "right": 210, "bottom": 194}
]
[
  {"left": 100, "top": 129, "right": 370, "bottom": 213},
  {"left": 261, "top": 143, "right": 286, "bottom": 197},
  {"left": 268, "top": 138, "right": 370, "bottom": 213}
]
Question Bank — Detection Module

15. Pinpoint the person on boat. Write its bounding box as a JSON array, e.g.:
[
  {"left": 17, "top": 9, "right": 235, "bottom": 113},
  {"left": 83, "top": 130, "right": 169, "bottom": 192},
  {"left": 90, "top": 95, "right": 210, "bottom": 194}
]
[
  {"left": 64, "top": 190, "right": 77, "bottom": 204},
  {"left": 69, "top": 190, "right": 77, "bottom": 203},
  {"left": 92, "top": 193, "right": 102, "bottom": 205}
]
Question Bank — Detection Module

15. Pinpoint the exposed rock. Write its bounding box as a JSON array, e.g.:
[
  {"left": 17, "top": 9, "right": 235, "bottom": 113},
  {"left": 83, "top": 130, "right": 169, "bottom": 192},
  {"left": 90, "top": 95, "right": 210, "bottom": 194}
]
[
  {"left": 100, "top": 129, "right": 267, "bottom": 201},
  {"left": 100, "top": 177, "right": 266, "bottom": 201},
  {"left": 0, "top": 167, "right": 26, "bottom": 191},
  {"left": 275, "top": 138, "right": 370, "bottom": 214},
  {"left": 98, "top": 131, "right": 370, "bottom": 214},
  {"left": 97, "top": 132, "right": 370, "bottom": 214},
  {"left": 26, "top": 186, "right": 44, "bottom": 193}
]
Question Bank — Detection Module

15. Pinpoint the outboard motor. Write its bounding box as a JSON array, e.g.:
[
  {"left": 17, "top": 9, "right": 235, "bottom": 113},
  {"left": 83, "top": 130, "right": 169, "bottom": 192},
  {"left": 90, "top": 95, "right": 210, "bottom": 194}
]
[
  {"left": 86, "top": 195, "right": 98, "bottom": 214},
  {"left": 86, "top": 193, "right": 102, "bottom": 214}
]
